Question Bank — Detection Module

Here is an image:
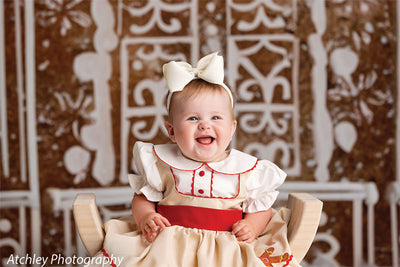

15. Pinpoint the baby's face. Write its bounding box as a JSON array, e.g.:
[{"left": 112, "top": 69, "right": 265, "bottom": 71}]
[{"left": 165, "top": 90, "right": 237, "bottom": 163}]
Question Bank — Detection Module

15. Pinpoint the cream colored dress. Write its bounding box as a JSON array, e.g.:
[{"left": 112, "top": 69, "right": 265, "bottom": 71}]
[{"left": 87, "top": 142, "right": 300, "bottom": 267}]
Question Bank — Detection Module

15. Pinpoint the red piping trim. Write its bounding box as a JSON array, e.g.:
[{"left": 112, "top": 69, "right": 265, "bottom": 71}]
[
  {"left": 101, "top": 248, "right": 117, "bottom": 267},
  {"left": 170, "top": 167, "right": 182, "bottom": 195},
  {"left": 282, "top": 254, "right": 293, "bottom": 267},
  {"left": 237, "top": 173, "right": 241, "bottom": 198},
  {"left": 191, "top": 170, "right": 195, "bottom": 195},
  {"left": 210, "top": 170, "right": 214, "bottom": 197},
  {"left": 204, "top": 160, "right": 259, "bottom": 175},
  {"left": 153, "top": 145, "right": 259, "bottom": 174}
]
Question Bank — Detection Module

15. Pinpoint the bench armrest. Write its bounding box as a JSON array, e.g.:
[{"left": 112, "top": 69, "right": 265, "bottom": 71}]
[{"left": 287, "top": 192, "right": 323, "bottom": 263}]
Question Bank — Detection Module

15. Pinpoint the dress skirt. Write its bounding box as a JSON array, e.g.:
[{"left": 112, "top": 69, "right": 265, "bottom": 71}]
[{"left": 85, "top": 208, "right": 300, "bottom": 267}]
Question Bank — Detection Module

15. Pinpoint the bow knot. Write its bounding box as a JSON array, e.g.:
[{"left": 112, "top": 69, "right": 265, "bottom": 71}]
[{"left": 191, "top": 67, "right": 200, "bottom": 76}]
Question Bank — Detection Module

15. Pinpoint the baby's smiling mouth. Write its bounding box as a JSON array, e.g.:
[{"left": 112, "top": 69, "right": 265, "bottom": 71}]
[{"left": 196, "top": 136, "right": 215, "bottom": 145}]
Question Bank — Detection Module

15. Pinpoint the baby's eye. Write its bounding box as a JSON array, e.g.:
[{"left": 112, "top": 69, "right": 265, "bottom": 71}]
[
  {"left": 211, "top": 116, "right": 220, "bottom": 120},
  {"left": 188, "top": 116, "right": 198, "bottom": 121}
]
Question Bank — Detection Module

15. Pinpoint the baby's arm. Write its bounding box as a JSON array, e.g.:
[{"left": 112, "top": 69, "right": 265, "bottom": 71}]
[
  {"left": 232, "top": 208, "right": 272, "bottom": 243},
  {"left": 131, "top": 194, "right": 171, "bottom": 242}
]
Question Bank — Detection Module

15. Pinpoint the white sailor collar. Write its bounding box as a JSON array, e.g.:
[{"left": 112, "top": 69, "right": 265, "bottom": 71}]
[{"left": 153, "top": 144, "right": 258, "bottom": 175}]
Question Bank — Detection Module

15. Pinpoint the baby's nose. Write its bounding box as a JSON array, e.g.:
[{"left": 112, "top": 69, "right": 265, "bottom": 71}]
[{"left": 198, "top": 121, "right": 211, "bottom": 130}]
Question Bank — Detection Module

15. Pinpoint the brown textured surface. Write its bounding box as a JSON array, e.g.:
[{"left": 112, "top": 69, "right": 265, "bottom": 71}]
[{"left": 1, "top": 0, "right": 398, "bottom": 266}]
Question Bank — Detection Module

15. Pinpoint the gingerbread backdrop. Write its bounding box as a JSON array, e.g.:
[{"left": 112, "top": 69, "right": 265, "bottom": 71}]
[{"left": 0, "top": 0, "right": 398, "bottom": 266}]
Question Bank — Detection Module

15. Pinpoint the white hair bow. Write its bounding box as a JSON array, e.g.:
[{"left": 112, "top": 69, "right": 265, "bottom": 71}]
[{"left": 162, "top": 52, "right": 233, "bottom": 110}]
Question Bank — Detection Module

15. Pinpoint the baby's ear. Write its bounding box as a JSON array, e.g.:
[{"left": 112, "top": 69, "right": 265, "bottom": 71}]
[
  {"left": 231, "top": 120, "right": 237, "bottom": 137},
  {"left": 164, "top": 121, "right": 176, "bottom": 142}
]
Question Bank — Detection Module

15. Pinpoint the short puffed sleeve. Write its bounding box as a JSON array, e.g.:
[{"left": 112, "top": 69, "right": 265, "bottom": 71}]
[
  {"left": 128, "top": 142, "right": 164, "bottom": 202},
  {"left": 242, "top": 160, "right": 287, "bottom": 213}
]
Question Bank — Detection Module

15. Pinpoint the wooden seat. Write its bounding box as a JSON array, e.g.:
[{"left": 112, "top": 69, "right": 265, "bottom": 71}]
[{"left": 73, "top": 192, "right": 322, "bottom": 263}]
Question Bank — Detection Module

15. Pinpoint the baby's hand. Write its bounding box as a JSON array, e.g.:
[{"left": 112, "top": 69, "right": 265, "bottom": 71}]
[
  {"left": 231, "top": 219, "right": 257, "bottom": 243},
  {"left": 139, "top": 212, "right": 171, "bottom": 243}
]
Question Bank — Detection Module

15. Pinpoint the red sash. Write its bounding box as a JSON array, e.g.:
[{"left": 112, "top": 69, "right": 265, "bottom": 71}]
[{"left": 157, "top": 204, "right": 243, "bottom": 231}]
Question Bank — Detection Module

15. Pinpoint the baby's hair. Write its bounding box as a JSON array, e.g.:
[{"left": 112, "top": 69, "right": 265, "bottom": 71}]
[{"left": 167, "top": 79, "right": 236, "bottom": 121}]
